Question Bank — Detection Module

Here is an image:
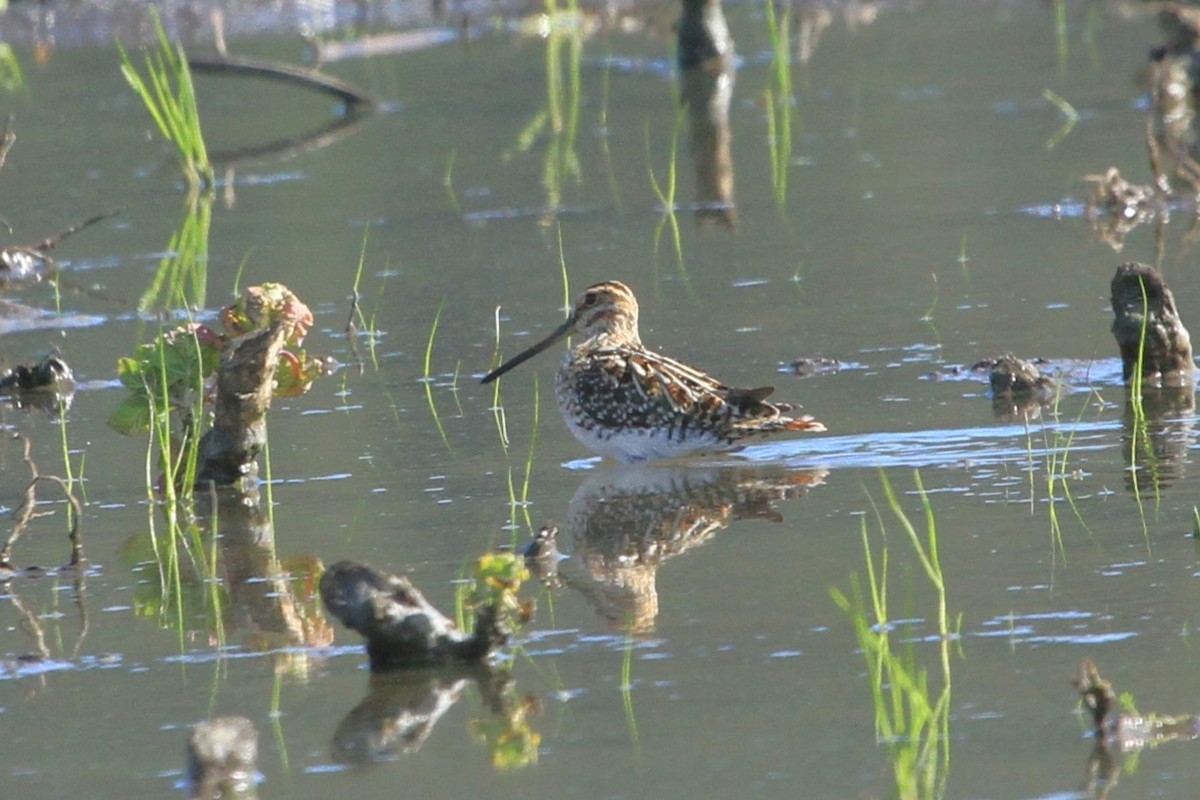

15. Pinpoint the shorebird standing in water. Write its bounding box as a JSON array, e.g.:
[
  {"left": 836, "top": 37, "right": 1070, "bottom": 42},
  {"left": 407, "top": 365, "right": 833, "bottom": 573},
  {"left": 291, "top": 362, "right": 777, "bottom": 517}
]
[{"left": 481, "top": 280, "right": 825, "bottom": 463}]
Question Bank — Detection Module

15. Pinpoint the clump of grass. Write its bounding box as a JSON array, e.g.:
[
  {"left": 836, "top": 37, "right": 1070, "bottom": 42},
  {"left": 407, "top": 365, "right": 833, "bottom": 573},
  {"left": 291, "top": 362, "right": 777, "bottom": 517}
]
[
  {"left": 117, "top": 12, "right": 213, "bottom": 192},
  {"left": 830, "top": 470, "right": 956, "bottom": 800}
]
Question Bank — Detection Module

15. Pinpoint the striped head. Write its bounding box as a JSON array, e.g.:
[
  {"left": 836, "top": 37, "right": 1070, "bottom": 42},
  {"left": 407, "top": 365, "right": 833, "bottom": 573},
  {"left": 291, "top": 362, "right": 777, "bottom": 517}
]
[
  {"left": 481, "top": 281, "right": 643, "bottom": 384},
  {"left": 571, "top": 281, "right": 641, "bottom": 345}
]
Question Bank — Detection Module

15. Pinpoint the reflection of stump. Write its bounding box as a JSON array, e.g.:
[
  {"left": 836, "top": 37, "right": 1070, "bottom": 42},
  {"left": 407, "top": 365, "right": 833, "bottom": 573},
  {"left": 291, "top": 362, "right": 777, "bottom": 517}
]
[
  {"left": 330, "top": 664, "right": 539, "bottom": 769},
  {"left": 1121, "top": 384, "right": 1195, "bottom": 494},
  {"left": 1110, "top": 262, "right": 1194, "bottom": 386},
  {"left": 198, "top": 484, "right": 333, "bottom": 660},
  {"left": 187, "top": 716, "right": 258, "bottom": 799},
  {"left": 679, "top": 0, "right": 737, "bottom": 228},
  {"left": 331, "top": 669, "right": 475, "bottom": 762}
]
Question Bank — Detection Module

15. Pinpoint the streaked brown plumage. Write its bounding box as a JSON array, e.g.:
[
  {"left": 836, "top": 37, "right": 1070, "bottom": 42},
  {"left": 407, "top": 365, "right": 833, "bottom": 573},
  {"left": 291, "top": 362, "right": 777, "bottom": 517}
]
[{"left": 481, "top": 281, "right": 825, "bottom": 462}]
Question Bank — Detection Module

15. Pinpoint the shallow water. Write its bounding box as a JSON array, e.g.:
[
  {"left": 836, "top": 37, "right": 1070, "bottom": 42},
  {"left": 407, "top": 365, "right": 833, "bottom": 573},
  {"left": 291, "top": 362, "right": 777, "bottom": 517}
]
[{"left": 3, "top": 1, "right": 1200, "bottom": 797}]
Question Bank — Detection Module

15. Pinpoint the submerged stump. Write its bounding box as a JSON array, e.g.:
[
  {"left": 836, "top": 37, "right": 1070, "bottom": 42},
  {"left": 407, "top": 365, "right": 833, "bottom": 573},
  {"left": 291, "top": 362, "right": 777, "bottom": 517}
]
[
  {"left": 1110, "top": 262, "right": 1195, "bottom": 386},
  {"left": 196, "top": 322, "right": 287, "bottom": 487},
  {"left": 320, "top": 560, "right": 511, "bottom": 670}
]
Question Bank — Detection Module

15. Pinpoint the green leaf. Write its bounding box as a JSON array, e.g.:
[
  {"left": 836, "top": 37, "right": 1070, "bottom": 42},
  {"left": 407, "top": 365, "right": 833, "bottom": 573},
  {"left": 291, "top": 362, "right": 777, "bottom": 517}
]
[{"left": 108, "top": 397, "right": 152, "bottom": 435}]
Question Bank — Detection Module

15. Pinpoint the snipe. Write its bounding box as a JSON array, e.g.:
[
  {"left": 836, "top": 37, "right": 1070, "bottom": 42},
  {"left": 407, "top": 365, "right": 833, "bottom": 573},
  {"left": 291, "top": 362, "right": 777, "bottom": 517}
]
[{"left": 481, "top": 281, "right": 825, "bottom": 463}]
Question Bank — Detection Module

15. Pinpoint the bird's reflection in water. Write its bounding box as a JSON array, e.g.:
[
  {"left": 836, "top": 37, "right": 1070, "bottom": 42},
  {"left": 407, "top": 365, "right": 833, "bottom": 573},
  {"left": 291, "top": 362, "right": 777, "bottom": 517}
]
[{"left": 528, "top": 466, "right": 827, "bottom": 632}]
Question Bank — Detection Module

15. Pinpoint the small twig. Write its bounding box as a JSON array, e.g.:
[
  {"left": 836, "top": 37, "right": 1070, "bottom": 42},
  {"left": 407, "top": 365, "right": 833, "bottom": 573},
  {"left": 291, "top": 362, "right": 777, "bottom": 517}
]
[
  {"left": 2, "top": 437, "right": 84, "bottom": 570},
  {"left": 32, "top": 208, "right": 122, "bottom": 254}
]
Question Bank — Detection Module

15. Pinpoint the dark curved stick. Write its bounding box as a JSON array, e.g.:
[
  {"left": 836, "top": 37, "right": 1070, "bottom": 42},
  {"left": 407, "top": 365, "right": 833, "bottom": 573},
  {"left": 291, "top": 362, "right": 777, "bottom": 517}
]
[{"left": 188, "top": 54, "right": 376, "bottom": 110}]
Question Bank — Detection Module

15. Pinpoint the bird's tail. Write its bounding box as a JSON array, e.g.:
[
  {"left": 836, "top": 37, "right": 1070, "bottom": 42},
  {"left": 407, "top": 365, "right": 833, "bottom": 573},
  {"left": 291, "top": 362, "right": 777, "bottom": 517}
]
[
  {"left": 735, "top": 413, "right": 826, "bottom": 435},
  {"left": 780, "top": 415, "right": 826, "bottom": 433}
]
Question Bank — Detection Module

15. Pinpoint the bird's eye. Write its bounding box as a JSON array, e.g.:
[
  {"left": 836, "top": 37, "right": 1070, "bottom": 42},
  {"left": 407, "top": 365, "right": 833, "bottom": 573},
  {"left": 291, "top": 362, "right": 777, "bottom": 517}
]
[{"left": 583, "top": 292, "right": 598, "bottom": 306}]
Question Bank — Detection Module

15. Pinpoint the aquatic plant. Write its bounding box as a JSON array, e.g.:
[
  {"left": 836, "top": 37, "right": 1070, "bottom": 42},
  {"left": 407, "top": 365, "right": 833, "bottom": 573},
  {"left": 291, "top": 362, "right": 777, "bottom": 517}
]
[
  {"left": 443, "top": 149, "right": 461, "bottom": 214},
  {"left": 1036, "top": 386, "right": 1100, "bottom": 563},
  {"left": 620, "top": 625, "right": 643, "bottom": 763},
  {"left": 422, "top": 298, "right": 453, "bottom": 452},
  {"left": 598, "top": 51, "right": 624, "bottom": 213},
  {"left": 646, "top": 112, "right": 687, "bottom": 278},
  {"left": 117, "top": 12, "right": 214, "bottom": 192},
  {"left": 344, "top": 228, "right": 383, "bottom": 373},
  {"left": 830, "top": 470, "right": 955, "bottom": 800}
]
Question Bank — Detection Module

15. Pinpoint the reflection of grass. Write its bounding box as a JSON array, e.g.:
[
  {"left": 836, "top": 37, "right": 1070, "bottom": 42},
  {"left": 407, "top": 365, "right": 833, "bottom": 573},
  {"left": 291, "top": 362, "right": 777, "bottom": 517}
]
[
  {"left": 1042, "top": 89, "right": 1077, "bottom": 150},
  {"left": 598, "top": 51, "right": 624, "bottom": 213},
  {"left": 830, "top": 471, "right": 954, "bottom": 800},
  {"left": 764, "top": 0, "right": 793, "bottom": 211},
  {"left": 646, "top": 113, "right": 686, "bottom": 277},
  {"left": 117, "top": 12, "right": 213, "bottom": 192},
  {"left": 141, "top": 193, "right": 211, "bottom": 312},
  {"left": 509, "top": 0, "right": 584, "bottom": 218},
  {"left": 139, "top": 328, "right": 214, "bottom": 647},
  {"left": 1053, "top": 0, "right": 1068, "bottom": 75},
  {"left": 0, "top": 44, "right": 24, "bottom": 92}
]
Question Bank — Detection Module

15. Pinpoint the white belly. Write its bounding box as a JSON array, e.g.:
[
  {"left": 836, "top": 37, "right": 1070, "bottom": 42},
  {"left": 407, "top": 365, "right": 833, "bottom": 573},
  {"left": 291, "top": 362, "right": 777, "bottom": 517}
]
[{"left": 561, "top": 411, "right": 725, "bottom": 463}]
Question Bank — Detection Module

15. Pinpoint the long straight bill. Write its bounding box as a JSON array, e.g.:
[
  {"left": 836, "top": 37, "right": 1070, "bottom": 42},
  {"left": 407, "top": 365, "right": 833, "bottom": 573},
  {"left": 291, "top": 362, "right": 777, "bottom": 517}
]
[{"left": 481, "top": 317, "right": 574, "bottom": 384}]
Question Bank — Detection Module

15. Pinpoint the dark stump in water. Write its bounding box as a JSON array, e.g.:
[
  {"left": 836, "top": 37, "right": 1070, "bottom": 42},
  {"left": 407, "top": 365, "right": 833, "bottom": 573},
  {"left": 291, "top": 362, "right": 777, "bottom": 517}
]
[
  {"left": 0, "top": 353, "right": 72, "bottom": 393},
  {"left": 1110, "top": 262, "right": 1194, "bottom": 386},
  {"left": 986, "top": 354, "right": 1058, "bottom": 397},
  {"left": 196, "top": 323, "right": 287, "bottom": 487},
  {"left": 320, "top": 561, "right": 510, "bottom": 670}
]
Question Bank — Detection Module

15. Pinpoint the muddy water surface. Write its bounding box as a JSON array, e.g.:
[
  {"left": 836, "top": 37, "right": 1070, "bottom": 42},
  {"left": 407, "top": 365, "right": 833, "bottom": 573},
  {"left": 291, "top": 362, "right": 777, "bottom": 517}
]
[{"left": 3, "top": 2, "right": 1200, "bottom": 798}]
